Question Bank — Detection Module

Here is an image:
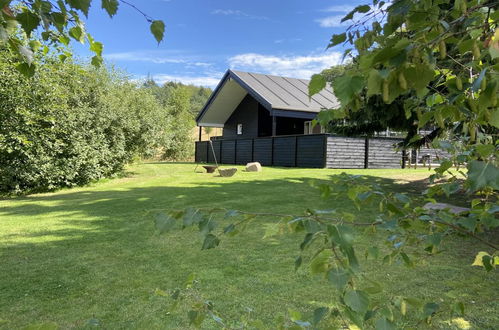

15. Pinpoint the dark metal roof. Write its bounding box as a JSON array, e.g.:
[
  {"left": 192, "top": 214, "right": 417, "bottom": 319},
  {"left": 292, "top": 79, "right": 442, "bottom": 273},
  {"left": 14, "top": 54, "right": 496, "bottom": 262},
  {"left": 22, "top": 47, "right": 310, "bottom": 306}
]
[
  {"left": 196, "top": 69, "right": 339, "bottom": 125},
  {"left": 230, "top": 70, "right": 339, "bottom": 112}
]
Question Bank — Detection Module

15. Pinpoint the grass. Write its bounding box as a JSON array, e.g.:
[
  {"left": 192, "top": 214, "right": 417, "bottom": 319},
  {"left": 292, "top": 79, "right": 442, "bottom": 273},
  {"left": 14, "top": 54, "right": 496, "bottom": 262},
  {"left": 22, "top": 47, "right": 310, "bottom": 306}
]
[{"left": 0, "top": 163, "right": 497, "bottom": 329}]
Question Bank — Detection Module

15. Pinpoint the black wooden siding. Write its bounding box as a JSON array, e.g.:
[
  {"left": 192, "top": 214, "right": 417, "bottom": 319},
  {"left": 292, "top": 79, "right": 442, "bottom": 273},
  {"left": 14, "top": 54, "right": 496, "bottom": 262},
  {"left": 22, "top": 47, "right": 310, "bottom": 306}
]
[
  {"left": 235, "top": 139, "right": 253, "bottom": 165},
  {"left": 326, "top": 137, "right": 366, "bottom": 169},
  {"left": 273, "top": 137, "right": 297, "bottom": 167},
  {"left": 297, "top": 135, "right": 326, "bottom": 168},
  {"left": 253, "top": 138, "right": 273, "bottom": 166},
  {"left": 207, "top": 140, "right": 221, "bottom": 163},
  {"left": 221, "top": 140, "right": 236, "bottom": 164},
  {"left": 195, "top": 135, "right": 411, "bottom": 169}
]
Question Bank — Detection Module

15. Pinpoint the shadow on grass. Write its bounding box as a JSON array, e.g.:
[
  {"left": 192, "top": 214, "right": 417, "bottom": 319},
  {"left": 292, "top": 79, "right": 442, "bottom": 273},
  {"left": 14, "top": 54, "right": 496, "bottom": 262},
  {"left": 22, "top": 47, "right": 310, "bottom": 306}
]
[{"left": 0, "top": 167, "right": 493, "bottom": 328}]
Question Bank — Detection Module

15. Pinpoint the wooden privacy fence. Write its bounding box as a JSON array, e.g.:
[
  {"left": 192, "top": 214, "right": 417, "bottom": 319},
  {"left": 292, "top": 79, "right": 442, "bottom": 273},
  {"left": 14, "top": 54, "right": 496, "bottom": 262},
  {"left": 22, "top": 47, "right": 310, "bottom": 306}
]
[{"left": 195, "top": 134, "right": 411, "bottom": 169}]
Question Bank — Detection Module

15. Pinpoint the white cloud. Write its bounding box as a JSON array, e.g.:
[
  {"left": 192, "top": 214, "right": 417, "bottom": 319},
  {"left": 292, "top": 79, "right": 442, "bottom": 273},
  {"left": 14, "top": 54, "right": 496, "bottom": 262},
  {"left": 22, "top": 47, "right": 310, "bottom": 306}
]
[
  {"left": 321, "top": 5, "right": 355, "bottom": 13},
  {"left": 148, "top": 73, "right": 223, "bottom": 88},
  {"left": 317, "top": 2, "right": 391, "bottom": 28},
  {"left": 315, "top": 15, "right": 349, "bottom": 28},
  {"left": 211, "top": 9, "right": 269, "bottom": 20},
  {"left": 228, "top": 52, "right": 343, "bottom": 79},
  {"left": 105, "top": 51, "right": 188, "bottom": 64}
]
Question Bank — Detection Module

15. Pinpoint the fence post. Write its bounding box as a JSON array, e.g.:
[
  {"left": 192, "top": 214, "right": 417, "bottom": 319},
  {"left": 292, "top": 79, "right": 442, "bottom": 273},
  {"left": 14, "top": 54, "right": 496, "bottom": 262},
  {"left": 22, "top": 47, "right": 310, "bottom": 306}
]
[
  {"left": 271, "top": 136, "right": 275, "bottom": 166},
  {"left": 364, "top": 138, "right": 369, "bottom": 169},
  {"left": 294, "top": 136, "right": 299, "bottom": 167},
  {"left": 206, "top": 142, "right": 210, "bottom": 164},
  {"left": 322, "top": 134, "right": 328, "bottom": 168},
  {"left": 251, "top": 138, "right": 255, "bottom": 162},
  {"left": 234, "top": 139, "right": 238, "bottom": 165},
  {"left": 219, "top": 140, "right": 223, "bottom": 164}
]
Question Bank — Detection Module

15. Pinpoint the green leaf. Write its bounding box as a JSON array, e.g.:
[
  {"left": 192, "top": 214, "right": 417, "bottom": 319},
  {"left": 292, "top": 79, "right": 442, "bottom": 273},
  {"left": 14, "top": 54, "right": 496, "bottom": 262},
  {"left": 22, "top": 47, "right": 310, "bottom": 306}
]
[
  {"left": 404, "top": 64, "right": 435, "bottom": 92},
  {"left": 155, "top": 213, "right": 176, "bottom": 233},
  {"left": 489, "top": 108, "right": 499, "bottom": 128},
  {"left": 198, "top": 217, "right": 216, "bottom": 235},
  {"left": 101, "top": 0, "right": 119, "bottom": 17},
  {"left": 90, "top": 40, "right": 103, "bottom": 56},
  {"left": 288, "top": 308, "right": 302, "bottom": 322},
  {"left": 364, "top": 280, "right": 383, "bottom": 294},
  {"left": 423, "top": 302, "right": 439, "bottom": 318},
  {"left": 308, "top": 74, "right": 326, "bottom": 97},
  {"left": 367, "top": 69, "right": 382, "bottom": 96},
  {"left": 150, "top": 20, "right": 165, "bottom": 44},
  {"left": 223, "top": 223, "right": 236, "bottom": 234},
  {"left": 16, "top": 62, "right": 35, "bottom": 77},
  {"left": 16, "top": 10, "right": 40, "bottom": 37},
  {"left": 332, "top": 75, "right": 364, "bottom": 106},
  {"left": 182, "top": 207, "right": 204, "bottom": 227},
  {"left": 201, "top": 234, "right": 220, "bottom": 250},
  {"left": 375, "top": 317, "right": 396, "bottom": 330},
  {"left": 310, "top": 250, "right": 332, "bottom": 274},
  {"left": 91, "top": 55, "right": 103, "bottom": 67},
  {"left": 471, "top": 69, "right": 487, "bottom": 92},
  {"left": 327, "top": 267, "right": 350, "bottom": 290},
  {"left": 400, "top": 252, "right": 413, "bottom": 267},
  {"left": 328, "top": 33, "right": 346, "bottom": 48},
  {"left": 467, "top": 161, "right": 499, "bottom": 192},
  {"left": 67, "top": 0, "right": 91, "bottom": 17},
  {"left": 344, "top": 289, "right": 369, "bottom": 314},
  {"left": 312, "top": 307, "right": 329, "bottom": 326},
  {"left": 294, "top": 255, "right": 302, "bottom": 271},
  {"left": 475, "top": 144, "right": 495, "bottom": 159},
  {"left": 69, "top": 26, "right": 85, "bottom": 43},
  {"left": 187, "top": 310, "right": 205, "bottom": 327}
]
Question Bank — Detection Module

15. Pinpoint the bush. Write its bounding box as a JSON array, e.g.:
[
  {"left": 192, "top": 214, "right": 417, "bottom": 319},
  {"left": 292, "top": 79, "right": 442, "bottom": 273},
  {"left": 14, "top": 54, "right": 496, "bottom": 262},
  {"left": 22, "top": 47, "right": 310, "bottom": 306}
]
[{"left": 0, "top": 49, "right": 166, "bottom": 194}]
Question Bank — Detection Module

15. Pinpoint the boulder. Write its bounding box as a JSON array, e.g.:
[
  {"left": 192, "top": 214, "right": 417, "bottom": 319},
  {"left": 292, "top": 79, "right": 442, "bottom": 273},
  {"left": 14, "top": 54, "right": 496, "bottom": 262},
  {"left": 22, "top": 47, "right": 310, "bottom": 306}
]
[
  {"left": 246, "top": 162, "right": 262, "bottom": 172},
  {"left": 423, "top": 202, "right": 470, "bottom": 215},
  {"left": 218, "top": 168, "right": 237, "bottom": 177}
]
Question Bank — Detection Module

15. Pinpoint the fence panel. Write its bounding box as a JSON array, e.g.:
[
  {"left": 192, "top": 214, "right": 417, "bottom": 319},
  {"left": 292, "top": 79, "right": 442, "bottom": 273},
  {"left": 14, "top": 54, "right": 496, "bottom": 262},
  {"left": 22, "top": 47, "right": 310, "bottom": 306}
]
[
  {"left": 235, "top": 139, "right": 253, "bottom": 165},
  {"left": 326, "top": 137, "right": 365, "bottom": 168},
  {"left": 273, "top": 136, "right": 297, "bottom": 167},
  {"left": 253, "top": 138, "right": 273, "bottom": 166},
  {"left": 195, "top": 141, "right": 208, "bottom": 163},
  {"left": 368, "top": 138, "right": 403, "bottom": 168},
  {"left": 221, "top": 140, "right": 236, "bottom": 164},
  {"left": 296, "top": 135, "right": 326, "bottom": 168}
]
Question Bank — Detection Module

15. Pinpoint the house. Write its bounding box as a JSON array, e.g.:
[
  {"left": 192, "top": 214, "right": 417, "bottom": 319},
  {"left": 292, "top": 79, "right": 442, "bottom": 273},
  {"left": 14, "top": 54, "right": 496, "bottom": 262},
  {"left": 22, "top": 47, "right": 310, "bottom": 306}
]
[{"left": 195, "top": 69, "right": 407, "bottom": 169}]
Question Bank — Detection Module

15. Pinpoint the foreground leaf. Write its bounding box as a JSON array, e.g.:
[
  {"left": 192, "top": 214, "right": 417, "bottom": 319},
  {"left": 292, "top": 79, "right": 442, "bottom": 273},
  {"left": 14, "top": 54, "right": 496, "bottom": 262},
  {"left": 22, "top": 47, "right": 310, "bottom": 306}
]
[
  {"left": 150, "top": 20, "right": 165, "bottom": 43},
  {"left": 344, "top": 289, "right": 369, "bottom": 314}
]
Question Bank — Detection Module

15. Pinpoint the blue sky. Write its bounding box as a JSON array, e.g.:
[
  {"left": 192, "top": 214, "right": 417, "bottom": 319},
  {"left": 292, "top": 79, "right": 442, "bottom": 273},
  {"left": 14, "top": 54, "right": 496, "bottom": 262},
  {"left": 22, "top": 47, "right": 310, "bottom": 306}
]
[{"left": 74, "top": 0, "right": 366, "bottom": 87}]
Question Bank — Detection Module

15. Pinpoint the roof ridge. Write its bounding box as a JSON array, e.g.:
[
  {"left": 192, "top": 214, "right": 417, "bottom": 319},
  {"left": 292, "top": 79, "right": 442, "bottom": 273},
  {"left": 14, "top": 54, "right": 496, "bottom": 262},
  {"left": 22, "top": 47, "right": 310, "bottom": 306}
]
[{"left": 230, "top": 69, "right": 311, "bottom": 83}]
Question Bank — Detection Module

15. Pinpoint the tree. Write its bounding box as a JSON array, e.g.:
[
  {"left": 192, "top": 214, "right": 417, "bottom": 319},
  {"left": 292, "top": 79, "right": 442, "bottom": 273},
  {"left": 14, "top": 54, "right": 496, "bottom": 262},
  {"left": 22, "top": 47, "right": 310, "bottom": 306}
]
[
  {"left": 157, "top": 1, "right": 498, "bottom": 328},
  {"left": 0, "top": 0, "right": 165, "bottom": 76},
  {"left": 160, "top": 85, "right": 195, "bottom": 161}
]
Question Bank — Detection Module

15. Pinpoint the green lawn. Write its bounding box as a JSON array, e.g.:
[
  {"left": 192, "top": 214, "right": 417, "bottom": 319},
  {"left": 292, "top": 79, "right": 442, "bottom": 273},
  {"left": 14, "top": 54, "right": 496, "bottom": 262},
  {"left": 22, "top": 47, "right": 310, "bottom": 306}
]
[{"left": 0, "top": 163, "right": 497, "bottom": 329}]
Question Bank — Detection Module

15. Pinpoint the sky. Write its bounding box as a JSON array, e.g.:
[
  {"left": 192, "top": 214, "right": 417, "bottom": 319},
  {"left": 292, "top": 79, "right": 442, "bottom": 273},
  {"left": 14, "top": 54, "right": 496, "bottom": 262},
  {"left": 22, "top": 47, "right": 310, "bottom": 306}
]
[{"left": 74, "top": 0, "right": 367, "bottom": 88}]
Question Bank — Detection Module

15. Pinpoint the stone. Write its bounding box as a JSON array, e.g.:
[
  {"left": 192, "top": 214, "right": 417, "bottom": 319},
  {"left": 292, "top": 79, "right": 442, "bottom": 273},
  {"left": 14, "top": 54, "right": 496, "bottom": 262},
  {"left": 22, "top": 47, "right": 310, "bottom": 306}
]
[
  {"left": 245, "top": 162, "right": 262, "bottom": 172},
  {"left": 423, "top": 202, "right": 470, "bottom": 215},
  {"left": 218, "top": 168, "right": 237, "bottom": 177}
]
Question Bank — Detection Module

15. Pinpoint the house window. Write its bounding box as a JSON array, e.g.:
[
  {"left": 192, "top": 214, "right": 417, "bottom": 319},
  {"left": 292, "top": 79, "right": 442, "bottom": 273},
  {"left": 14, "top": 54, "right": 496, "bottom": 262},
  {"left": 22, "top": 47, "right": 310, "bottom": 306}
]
[
  {"left": 304, "top": 121, "right": 312, "bottom": 134},
  {"left": 237, "top": 124, "right": 243, "bottom": 135},
  {"left": 304, "top": 121, "right": 325, "bottom": 134}
]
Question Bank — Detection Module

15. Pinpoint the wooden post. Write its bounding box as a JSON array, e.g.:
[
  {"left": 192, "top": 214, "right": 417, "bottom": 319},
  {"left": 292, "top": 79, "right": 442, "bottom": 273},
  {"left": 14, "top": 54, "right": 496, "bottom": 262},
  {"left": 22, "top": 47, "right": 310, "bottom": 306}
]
[
  {"left": 364, "top": 138, "right": 369, "bottom": 169},
  {"left": 272, "top": 115, "right": 276, "bottom": 137},
  {"left": 294, "top": 136, "right": 298, "bottom": 167},
  {"left": 198, "top": 126, "right": 202, "bottom": 141},
  {"left": 251, "top": 138, "right": 254, "bottom": 162},
  {"left": 271, "top": 137, "right": 275, "bottom": 166}
]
